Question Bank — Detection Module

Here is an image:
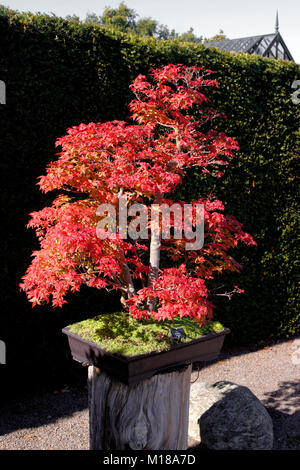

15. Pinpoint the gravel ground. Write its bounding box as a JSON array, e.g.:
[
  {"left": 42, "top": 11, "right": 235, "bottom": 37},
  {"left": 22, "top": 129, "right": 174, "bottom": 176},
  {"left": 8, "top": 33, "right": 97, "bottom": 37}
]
[{"left": 0, "top": 335, "right": 299, "bottom": 450}]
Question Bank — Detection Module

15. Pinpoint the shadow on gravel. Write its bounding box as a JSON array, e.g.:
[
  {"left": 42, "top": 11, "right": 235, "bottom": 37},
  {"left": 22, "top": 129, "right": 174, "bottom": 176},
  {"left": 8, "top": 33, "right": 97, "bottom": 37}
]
[
  {"left": 263, "top": 380, "right": 300, "bottom": 414},
  {"left": 263, "top": 380, "right": 300, "bottom": 450},
  {"left": 0, "top": 385, "right": 88, "bottom": 437}
]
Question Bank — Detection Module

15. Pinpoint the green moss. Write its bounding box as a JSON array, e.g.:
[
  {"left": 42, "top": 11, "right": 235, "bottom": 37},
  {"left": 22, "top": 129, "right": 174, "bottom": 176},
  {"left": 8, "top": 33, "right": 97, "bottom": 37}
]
[{"left": 67, "top": 312, "right": 225, "bottom": 357}]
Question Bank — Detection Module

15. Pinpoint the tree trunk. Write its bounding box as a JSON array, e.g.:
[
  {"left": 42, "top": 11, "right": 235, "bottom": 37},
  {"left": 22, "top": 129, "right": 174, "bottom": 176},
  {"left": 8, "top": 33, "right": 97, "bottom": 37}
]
[
  {"left": 149, "top": 202, "right": 161, "bottom": 283},
  {"left": 147, "top": 201, "right": 161, "bottom": 311},
  {"left": 88, "top": 364, "right": 192, "bottom": 450}
]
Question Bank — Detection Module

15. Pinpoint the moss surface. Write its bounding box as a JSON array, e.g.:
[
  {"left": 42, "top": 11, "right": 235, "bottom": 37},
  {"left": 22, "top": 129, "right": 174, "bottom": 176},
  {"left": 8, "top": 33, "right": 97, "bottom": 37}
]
[{"left": 67, "top": 312, "right": 225, "bottom": 357}]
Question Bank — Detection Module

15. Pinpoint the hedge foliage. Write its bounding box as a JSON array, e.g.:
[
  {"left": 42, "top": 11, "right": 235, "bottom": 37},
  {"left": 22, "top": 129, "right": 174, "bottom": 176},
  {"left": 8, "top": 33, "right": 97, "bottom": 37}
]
[{"left": 0, "top": 11, "right": 299, "bottom": 396}]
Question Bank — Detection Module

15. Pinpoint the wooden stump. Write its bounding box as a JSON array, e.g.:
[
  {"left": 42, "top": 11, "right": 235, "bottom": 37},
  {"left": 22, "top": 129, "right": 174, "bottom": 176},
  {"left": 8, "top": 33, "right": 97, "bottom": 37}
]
[{"left": 88, "top": 364, "right": 192, "bottom": 450}]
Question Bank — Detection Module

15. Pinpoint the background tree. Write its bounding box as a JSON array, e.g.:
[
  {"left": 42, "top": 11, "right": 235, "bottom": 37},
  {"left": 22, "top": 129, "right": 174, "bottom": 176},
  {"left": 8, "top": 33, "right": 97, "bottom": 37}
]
[
  {"left": 65, "top": 14, "right": 81, "bottom": 22},
  {"left": 156, "top": 24, "right": 178, "bottom": 40},
  {"left": 82, "top": 2, "right": 202, "bottom": 42},
  {"left": 99, "top": 2, "right": 137, "bottom": 32},
  {"left": 178, "top": 27, "right": 202, "bottom": 43},
  {"left": 135, "top": 17, "right": 158, "bottom": 37},
  {"left": 0, "top": 4, "right": 10, "bottom": 16},
  {"left": 84, "top": 12, "right": 101, "bottom": 25},
  {"left": 205, "top": 29, "right": 228, "bottom": 43}
]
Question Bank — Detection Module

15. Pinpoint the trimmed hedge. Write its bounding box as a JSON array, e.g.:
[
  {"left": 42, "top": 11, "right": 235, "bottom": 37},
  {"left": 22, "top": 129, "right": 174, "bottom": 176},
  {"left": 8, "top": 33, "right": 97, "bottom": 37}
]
[{"left": 0, "top": 11, "right": 299, "bottom": 396}]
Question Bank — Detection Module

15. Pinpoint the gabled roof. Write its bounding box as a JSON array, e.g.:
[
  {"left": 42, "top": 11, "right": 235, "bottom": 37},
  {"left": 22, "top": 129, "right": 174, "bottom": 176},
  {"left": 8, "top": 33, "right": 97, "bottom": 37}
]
[{"left": 205, "top": 32, "right": 294, "bottom": 62}]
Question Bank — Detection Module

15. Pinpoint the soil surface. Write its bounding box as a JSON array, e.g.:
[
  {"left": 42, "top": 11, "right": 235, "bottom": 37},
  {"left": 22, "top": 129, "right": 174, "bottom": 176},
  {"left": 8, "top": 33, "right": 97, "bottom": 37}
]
[{"left": 0, "top": 335, "right": 299, "bottom": 450}]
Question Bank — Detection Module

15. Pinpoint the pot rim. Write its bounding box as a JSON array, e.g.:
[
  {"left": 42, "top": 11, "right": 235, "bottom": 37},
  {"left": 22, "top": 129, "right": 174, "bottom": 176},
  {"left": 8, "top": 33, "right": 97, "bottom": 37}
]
[{"left": 62, "top": 325, "right": 230, "bottom": 363}]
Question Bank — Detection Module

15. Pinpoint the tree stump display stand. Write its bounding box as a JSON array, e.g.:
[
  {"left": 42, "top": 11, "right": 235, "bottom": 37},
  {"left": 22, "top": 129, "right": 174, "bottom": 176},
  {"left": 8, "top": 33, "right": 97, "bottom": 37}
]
[{"left": 88, "top": 364, "right": 192, "bottom": 450}]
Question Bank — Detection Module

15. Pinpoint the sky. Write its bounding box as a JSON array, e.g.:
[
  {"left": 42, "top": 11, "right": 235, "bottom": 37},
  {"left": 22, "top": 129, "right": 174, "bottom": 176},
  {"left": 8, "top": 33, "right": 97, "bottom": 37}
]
[{"left": 3, "top": 0, "right": 300, "bottom": 63}]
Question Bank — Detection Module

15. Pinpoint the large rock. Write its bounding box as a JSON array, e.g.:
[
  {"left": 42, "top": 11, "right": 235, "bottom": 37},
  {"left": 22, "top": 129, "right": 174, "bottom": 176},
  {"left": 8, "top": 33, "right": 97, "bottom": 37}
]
[{"left": 189, "top": 381, "right": 273, "bottom": 450}]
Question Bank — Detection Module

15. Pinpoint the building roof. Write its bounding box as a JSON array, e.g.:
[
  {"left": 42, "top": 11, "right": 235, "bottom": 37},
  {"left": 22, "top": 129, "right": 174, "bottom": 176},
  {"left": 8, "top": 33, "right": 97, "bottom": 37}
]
[{"left": 205, "top": 14, "right": 294, "bottom": 62}]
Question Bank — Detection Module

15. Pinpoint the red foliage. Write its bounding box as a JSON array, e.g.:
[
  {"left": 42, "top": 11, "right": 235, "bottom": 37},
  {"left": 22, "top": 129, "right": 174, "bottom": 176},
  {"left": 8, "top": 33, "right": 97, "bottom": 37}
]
[{"left": 20, "top": 64, "right": 256, "bottom": 324}]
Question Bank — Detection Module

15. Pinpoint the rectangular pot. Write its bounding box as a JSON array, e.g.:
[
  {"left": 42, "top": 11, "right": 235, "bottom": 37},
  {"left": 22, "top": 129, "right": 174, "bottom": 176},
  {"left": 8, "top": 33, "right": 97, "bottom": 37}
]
[{"left": 62, "top": 327, "right": 230, "bottom": 385}]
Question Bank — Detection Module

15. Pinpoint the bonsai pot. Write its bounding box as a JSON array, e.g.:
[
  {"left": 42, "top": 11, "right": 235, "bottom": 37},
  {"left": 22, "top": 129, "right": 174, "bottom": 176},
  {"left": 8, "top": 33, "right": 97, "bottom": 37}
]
[{"left": 62, "top": 326, "right": 230, "bottom": 385}]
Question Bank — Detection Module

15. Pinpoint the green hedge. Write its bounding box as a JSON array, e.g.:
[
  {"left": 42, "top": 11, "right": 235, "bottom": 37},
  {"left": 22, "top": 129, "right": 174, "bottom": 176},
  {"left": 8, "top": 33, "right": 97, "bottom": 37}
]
[{"left": 0, "top": 11, "right": 299, "bottom": 396}]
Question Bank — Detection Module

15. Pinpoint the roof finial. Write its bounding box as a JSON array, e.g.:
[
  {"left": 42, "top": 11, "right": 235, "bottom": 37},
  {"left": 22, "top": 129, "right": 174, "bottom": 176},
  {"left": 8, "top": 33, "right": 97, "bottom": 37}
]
[{"left": 275, "top": 10, "right": 279, "bottom": 33}]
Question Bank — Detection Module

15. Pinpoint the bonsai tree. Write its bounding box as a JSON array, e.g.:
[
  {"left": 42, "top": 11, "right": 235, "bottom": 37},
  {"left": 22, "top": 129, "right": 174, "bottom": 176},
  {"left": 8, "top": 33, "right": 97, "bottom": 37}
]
[{"left": 20, "top": 64, "right": 255, "bottom": 326}]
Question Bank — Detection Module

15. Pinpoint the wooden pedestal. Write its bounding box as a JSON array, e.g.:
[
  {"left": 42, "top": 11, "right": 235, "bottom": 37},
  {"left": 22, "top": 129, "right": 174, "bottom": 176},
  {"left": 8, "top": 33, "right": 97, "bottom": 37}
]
[{"left": 88, "top": 364, "right": 192, "bottom": 450}]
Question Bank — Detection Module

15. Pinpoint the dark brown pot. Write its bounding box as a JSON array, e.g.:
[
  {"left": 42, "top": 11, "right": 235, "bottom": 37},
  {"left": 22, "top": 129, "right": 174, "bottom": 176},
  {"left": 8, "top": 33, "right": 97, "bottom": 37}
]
[{"left": 62, "top": 326, "right": 230, "bottom": 385}]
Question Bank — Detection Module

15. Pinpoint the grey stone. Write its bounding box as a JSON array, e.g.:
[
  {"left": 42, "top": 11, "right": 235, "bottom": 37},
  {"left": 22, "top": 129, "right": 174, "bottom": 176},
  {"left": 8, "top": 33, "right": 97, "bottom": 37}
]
[{"left": 189, "top": 380, "right": 273, "bottom": 450}]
